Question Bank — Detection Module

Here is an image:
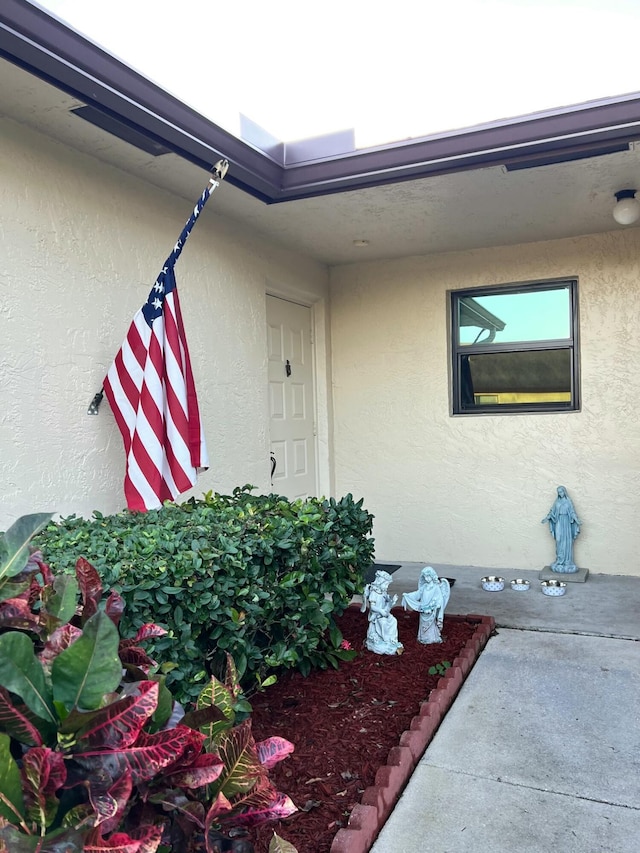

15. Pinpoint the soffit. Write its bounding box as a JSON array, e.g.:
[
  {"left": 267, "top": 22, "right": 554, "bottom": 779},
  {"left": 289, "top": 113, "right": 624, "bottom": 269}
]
[{"left": 1, "top": 57, "right": 640, "bottom": 266}]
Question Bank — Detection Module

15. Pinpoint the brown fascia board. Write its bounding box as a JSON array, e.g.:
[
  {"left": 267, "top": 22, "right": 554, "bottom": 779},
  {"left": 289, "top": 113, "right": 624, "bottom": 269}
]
[
  {"left": 3, "top": 0, "right": 640, "bottom": 203},
  {"left": 0, "top": 0, "right": 282, "bottom": 201}
]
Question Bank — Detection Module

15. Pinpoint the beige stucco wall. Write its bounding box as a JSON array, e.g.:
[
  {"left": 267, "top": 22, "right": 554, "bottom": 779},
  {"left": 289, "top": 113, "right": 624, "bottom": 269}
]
[
  {"left": 330, "top": 230, "right": 640, "bottom": 575},
  {"left": 0, "top": 119, "right": 330, "bottom": 529},
  {"left": 4, "top": 116, "right": 640, "bottom": 576}
]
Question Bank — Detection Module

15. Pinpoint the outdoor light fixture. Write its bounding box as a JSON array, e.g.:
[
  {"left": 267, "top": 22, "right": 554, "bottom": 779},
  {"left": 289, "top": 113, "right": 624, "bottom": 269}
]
[{"left": 612, "top": 189, "right": 640, "bottom": 225}]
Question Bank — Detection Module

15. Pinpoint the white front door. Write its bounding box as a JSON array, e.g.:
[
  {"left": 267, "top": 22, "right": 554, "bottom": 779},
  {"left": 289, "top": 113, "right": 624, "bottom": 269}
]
[{"left": 266, "top": 295, "right": 317, "bottom": 500}]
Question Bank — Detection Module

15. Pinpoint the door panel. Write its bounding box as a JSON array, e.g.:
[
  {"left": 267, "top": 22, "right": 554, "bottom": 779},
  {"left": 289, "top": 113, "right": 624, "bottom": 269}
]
[{"left": 266, "top": 295, "right": 316, "bottom": 500}]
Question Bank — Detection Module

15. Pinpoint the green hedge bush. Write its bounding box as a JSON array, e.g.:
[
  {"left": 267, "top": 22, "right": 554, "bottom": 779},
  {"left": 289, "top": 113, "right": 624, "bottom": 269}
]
[{"left": 37, "top": 487, "right": 374, "bottom": 704}]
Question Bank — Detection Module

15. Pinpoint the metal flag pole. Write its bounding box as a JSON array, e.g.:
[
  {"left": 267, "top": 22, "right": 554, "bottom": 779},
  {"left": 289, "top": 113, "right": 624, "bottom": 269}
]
[{"left": 88, "top": 159, "right": 229, "bottom": 415}]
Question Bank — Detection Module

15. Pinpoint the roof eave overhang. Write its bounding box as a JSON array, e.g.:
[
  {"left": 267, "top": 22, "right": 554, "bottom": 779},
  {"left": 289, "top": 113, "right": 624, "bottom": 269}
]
[{"left": 3, "top": 0, "right": 640, "bottom": 203}]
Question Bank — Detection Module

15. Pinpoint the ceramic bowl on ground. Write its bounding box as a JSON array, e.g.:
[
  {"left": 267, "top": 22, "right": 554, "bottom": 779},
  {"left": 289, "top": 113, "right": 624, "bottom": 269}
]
[
  {"left": 510, "top": 579, "right": 530, "bottom": 591},
  {"left": 481, "top": 576, "right": 505, "bottom": 592},
  {"left": 541, "top": 579, "right": 567, "bottom": 596}
]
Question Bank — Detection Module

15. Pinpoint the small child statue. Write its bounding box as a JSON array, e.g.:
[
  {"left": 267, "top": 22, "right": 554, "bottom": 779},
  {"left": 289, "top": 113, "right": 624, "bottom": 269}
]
[
  {"left": 361, "top": 570, "right": 404, "bottom": 655},
  {"left": 402, "top": 566, "right": 451, "bottom": 644}
]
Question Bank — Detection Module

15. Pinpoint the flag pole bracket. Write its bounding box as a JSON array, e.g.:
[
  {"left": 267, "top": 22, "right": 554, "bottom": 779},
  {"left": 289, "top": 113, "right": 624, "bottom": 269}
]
[
  {"left": 212, "top": 159, "right": 229, "bottom": 181},
  {"left": 88, "top": 389, "right": 104, "bottom": 415}
]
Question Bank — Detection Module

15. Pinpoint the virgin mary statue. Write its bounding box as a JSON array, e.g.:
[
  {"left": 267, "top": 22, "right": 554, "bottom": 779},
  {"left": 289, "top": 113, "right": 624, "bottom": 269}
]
[{"left": 541, "top": 485, "right": 581, "bottom": 573}]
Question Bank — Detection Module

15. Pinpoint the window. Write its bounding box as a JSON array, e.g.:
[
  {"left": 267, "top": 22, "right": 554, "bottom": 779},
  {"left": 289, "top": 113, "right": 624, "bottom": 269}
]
[{"left": 450, "top": 279, "right": 579, "bottom": 415}]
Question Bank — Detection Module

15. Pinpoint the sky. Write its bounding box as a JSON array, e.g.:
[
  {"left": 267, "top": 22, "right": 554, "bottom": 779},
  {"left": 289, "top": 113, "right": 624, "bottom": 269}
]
[
  {"left": 460, "top": 288, "right": 571, "bottom": 344},
  {"left": 36, "top": 0, "right": 640, "bottom": 148}
]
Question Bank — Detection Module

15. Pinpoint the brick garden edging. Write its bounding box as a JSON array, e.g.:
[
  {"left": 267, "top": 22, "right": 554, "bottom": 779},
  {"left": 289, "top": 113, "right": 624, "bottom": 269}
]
[{"left": 329, "top": 613, "right": 495, "bottom": 853}]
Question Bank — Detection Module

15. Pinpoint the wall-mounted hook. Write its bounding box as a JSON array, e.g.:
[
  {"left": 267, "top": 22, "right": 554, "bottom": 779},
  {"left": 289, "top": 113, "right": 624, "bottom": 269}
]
[{"left": 88, "top": 389, "right": 104, "bottom": 415}]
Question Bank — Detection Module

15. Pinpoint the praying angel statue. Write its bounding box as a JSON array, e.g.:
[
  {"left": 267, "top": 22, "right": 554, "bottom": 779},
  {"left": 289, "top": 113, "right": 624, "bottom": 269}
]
[{"left": 361, "top": 570, "right": 404, "bottom": 655}]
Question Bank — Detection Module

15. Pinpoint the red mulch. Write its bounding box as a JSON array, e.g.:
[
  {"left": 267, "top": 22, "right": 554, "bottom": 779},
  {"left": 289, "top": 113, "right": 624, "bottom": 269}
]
[{"left": 248, "top": 607, "right": 478, "bottom": 853}]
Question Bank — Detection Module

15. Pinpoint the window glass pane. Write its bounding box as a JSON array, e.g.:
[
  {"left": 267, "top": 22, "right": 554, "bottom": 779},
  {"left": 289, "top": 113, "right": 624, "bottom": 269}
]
[
  {"left": 458, "top": 286, "right": 571, "bottom": 345},
  {"left": 460, "top": 349, "right": 572, "bottom": 408}
]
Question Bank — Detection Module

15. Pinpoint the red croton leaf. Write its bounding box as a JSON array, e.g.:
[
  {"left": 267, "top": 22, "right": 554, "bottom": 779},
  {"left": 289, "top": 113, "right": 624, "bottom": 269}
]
[
  {"left": 105, "top": 590, "right": 125, "bottom": 628},
  {"left": 0, "top": 597, "right": 41, "bottom": 633},
  {"left": 221, "top": 772, "right": 275, "bottom": 821},
  {"left": 84, "top": 824, "right": 163, "bottom": 853},
  {"left": 158, "top": 726, "right": 208, "bottom": 777},
  {"left": 224, "top": 790, "right": 298, "bottom": 828},
  {"left": 205, "top": 793, "right": 233, "bottom": 851},
  {"left": 73, "top": 724, "right": 205, "bottom": 785},
  {"left": 21, "top": 746, "right": 67, "bottom": 829},
  {"left": 117, "top": 624, "right": 167, "bottom": 674},
  {"left": 39, "top": 623, "right": 83, "bottom": 672},
  {"left": 75, "top": 557, "right": 103, "bottom": 622},
  {"left": 129, "top": 623, "right": 168, "bottom": 645},
  {"left": 88, "top": 767, "right": 133, "bottom": 833},
  {"left": 72, "top": 682, "right": 159, "bottom": 750},
  {"left": 0, "top": 685, "right": 45, "bottom": 746},
  {"left": 118, "top": 647, "right": 157, "bottom": 673},
  {"left": 27, "top": 576, "right": 42, "bottom": 607},
  {"left": 127, "top": 825, "right": 164, "bottom": 853},
  {"left": 255, "top": 736, "right": 295, "bottom": 770},
  {"left": 28, "top": 552, "right": 55, "bottom": 586},
  {"left": 163, "top": 753, "right": 225, "bottom": 789}
]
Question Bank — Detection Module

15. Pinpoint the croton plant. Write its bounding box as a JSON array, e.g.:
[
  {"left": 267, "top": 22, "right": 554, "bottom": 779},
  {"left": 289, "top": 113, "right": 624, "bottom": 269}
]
[{"left": 0, "top": 514, "right": 298, "bottom": 853}]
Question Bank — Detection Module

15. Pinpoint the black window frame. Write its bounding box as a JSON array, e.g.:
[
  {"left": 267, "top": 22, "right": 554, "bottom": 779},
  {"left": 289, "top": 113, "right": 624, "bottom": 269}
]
[{"left": 450, "top": 278, "right": 580, "bottom": 416}]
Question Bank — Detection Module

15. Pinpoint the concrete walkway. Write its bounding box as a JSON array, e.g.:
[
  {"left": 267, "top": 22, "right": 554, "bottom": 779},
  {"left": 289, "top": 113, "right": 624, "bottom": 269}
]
[{"left": 364, "top": 564, "right": 640, "bottom": 853}]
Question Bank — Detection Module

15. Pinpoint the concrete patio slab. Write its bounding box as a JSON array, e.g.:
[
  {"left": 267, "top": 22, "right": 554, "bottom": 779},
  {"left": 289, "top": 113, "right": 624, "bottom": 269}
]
[
  {"left": 423, "top": 630, "right": 640, "bottom": 807},
  {"left": 371, "top": 764, "right": 640, "bottom": 853},
  {"left": 367, "top": 563, "right": 640, "bottom": 640},
  {"left": 353, "top": 565, "right": 640, "bottom": 852},
  {"left": 370, "top": 628, "right": 640, "bottom": 852}
]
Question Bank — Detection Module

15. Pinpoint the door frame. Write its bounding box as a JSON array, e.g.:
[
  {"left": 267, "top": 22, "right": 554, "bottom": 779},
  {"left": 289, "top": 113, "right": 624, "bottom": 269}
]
[{"left": 265, "top": 281, "right": 332, "bottom": 498}]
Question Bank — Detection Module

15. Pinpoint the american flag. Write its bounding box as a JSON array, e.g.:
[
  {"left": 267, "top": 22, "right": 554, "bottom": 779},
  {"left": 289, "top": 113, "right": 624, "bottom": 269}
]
[{"left": 103, "top": 162, "right": 228, "bottom": 511}]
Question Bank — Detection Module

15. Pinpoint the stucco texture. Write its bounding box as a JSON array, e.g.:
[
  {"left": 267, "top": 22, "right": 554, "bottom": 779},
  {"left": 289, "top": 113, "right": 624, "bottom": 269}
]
[
  {"left": 0, "top": 119, "right": 329, "bottom": 528},
  {"left": 330, "top": 230, "right": 640, "bottom": 575},
  {"left": 4, "top": 116, "right": 640, "bottom": 577}
]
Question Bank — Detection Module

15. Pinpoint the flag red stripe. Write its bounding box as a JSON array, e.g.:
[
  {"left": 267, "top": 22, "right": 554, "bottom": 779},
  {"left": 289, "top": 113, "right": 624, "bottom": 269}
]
[
  {"left": 173, "top": 293, "right": 204, "bottom": 467},
  {"left": 103, "top": 379, "right": 133, "bottom": 455},
  {"left": 105, "top": 302, "right": 207, "bottom": 511},
  {"left": 123, "top": 471, "right": 148, "bottom": 514},
  {"left": 161, "top": 424, "right": 193, "bottom": 494},
  {"left": 147, "top": 308, "right": 195, "bottom": 493},
  {"left": 159, "top": 296, "right": 201, "bottom": 484},
  {"left": 139, "top": 333, "right": 165, "bottom": 444},
  {"left": 128, "top": 428, "right": 174, "bottom": 506},
  {"left": 111, "top": 353, "right": 139, "bottom": 449},
  {"left": 127, "top": 419, "right": 177, "bottom": 509},
  {"left": 127, "top": 322, "right": 148, "bottom": 369},
  {"left": 104, "top": 188, "right": 212, "bottom": 512},
  {"left": 162, "top": 321, "right": 191, "bottom": 440}
]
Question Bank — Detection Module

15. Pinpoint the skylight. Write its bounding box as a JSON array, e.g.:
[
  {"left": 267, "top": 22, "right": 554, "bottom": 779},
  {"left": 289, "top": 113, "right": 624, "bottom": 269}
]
[{"left": 35, "top": 0, "right": 640, "bottom": 150}]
